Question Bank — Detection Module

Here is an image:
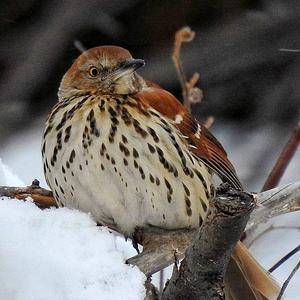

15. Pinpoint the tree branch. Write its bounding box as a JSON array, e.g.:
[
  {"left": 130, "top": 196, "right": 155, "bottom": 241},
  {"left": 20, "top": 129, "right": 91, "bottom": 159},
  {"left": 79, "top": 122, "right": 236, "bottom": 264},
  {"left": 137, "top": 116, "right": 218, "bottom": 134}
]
[
  {"left": 262, "top": 120, "right": 300, "bottom": 191},
  {"left": 247, "top": 181, "right": 300, "bottom": 229},
  {"left": 172, "top": 26, "right": 202, "bottom": 112},
  {"left": 161, "top": 185, "right": 254, "bottom": 300},
  {"left": 126, "top": 181, "right": 300, "bottom": 279},
  {"left": 0, "top": 181, "right": 56, "bottom": 209}
]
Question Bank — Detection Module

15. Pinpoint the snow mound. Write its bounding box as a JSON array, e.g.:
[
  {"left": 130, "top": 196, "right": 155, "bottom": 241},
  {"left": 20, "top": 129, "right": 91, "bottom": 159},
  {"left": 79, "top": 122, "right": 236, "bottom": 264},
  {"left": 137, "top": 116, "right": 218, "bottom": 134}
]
[
  {"left": 0, "top": 199, "right": 145, "bottom": 300},
  {"left": 0, "top": 160, "right": 145, "bottom": 300},
  {"left": 0, "top": 158, "right": 25, "bottom": 186}
]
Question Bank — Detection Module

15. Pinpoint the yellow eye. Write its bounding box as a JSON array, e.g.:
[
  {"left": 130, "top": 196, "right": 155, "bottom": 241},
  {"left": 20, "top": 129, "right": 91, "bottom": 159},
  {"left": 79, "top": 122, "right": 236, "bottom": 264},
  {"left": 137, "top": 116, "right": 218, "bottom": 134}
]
[{"left": 88, "top": 66, "right": 99, "bottom": 77}]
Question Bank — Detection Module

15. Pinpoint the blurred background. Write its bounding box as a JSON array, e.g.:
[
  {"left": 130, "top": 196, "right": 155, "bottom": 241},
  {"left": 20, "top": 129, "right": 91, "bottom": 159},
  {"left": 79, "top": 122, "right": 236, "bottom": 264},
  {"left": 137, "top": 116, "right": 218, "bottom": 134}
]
[
  {"left": 0, "top": 0, "right": 299, "bottom": 190},
  {"left": 0, "top": 1, "right": 300, "bottom": 298}
]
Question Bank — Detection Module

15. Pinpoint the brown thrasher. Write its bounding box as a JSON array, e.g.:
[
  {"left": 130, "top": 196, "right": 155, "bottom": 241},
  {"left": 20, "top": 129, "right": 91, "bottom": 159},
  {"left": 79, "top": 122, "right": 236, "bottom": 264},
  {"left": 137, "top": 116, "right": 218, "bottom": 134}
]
[{"left": 42, "top": 46, "right": 279, "bottom": 299}]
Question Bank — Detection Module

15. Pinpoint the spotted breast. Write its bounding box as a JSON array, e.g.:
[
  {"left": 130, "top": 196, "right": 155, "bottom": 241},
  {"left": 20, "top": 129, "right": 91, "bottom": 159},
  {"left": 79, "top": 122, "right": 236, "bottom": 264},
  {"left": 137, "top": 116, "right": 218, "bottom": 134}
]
[{"left": 43, "top": 92, "right": 214, "bottom": 235}]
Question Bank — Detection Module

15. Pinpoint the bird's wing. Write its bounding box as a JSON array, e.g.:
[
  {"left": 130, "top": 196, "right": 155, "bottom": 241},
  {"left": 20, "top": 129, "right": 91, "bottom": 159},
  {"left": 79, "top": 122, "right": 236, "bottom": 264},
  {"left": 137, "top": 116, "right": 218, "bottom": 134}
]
[{"left": 134, "top": 87, "right": 242, "bottom": 189}]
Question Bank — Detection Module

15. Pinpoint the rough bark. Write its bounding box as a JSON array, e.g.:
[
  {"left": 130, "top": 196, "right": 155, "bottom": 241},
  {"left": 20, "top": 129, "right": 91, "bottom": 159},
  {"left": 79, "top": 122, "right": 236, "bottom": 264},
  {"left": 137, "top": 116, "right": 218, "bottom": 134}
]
[{"left": 161, "top": 185, "right": 254, "bottom": 300}]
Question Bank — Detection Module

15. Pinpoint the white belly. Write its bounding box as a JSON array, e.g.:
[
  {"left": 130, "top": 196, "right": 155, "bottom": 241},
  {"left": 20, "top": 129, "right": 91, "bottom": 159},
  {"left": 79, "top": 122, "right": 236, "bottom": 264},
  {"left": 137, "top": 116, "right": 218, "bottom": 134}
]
[{"left": 43, "top": 96, "right": 213, "bottom": 236}]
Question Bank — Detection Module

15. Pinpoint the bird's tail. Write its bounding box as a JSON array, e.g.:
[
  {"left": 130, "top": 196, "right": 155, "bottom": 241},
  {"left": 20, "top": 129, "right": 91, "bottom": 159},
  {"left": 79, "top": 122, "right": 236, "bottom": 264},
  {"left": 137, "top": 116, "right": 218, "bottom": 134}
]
[{"left": 225, "top": 241, "right": 280, "bottom": 300}]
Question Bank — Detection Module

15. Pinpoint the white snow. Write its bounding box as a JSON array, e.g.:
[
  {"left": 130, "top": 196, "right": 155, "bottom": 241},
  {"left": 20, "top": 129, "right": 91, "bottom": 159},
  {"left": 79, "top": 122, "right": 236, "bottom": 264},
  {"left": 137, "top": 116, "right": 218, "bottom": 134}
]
[
  {"left": 0, "top": 158, "right": 25, "bottom": 186},
  {"left": 0, "top": 159, "right": 145, "bottom": 300}
]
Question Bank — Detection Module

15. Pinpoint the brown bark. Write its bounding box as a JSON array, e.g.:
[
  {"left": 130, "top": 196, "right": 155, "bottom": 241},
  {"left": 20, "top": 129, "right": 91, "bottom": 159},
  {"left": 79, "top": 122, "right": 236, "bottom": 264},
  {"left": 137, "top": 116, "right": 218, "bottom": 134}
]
[
  {"left": 0, "top": 181, "right": 56, "bottom": 209},
  {"left": 161, "top": 184, "right": 254, "bottom": 300}
]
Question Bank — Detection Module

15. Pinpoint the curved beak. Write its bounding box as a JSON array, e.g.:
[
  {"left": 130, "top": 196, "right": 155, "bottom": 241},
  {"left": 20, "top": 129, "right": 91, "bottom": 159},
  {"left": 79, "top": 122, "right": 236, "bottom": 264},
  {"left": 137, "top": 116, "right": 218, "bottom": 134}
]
[{"left": 111, "top": 59, "right": 145, "bottom": 80}]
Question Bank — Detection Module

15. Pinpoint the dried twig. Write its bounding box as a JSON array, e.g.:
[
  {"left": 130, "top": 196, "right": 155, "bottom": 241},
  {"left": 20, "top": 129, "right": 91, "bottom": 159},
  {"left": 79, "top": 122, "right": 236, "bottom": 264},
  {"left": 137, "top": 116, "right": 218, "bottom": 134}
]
[
  {"left": 0, "top": 180, "right": 56, "bottom": 209},
  {"left": 203, "top": 116, "right": 215, "bottom": 129},
  {"left": 73, "top": 40, "right": 87, "bottom": 53},
  {"left": 172, "top": 26, "right": 202, "bottom": 112},
  {"left": 245, "top": 225, "right": 300, "bottom": 248},
  {"left": 269, "top": 244, "right": 300, "bottom": 273},
  {"left": 159, "top": 269, "right": 164, "bottom": 293},
  {"left": 247, "top": 181, "right": 300, "bottom": 229},
  {"left": 262, "top": 120, "right": 300, "bottom": 191},
  {"left": 279, "top": 49, "right": 300, "bottom": 52},
  {"left": 277, "top": 259, "right": 300, "bottom": 300}
]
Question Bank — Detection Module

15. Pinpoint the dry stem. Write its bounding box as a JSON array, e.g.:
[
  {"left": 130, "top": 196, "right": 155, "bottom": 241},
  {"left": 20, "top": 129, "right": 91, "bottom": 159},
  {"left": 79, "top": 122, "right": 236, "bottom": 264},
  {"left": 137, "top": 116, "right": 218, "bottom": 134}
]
[
  {"left": 262, "top": 120, "right": 300, "bottom": 191},
  {"left": 0, "top": 181, "right": 56, "bottom": 209},
  {"left": 172, "top": 26, "right": 202, "bottom": 112}
]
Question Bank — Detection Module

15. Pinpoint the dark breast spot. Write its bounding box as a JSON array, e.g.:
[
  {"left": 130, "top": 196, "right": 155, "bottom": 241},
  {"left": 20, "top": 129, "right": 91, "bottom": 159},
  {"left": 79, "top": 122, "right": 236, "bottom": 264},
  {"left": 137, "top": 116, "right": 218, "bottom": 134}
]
[
  {"left": 149, "top": 174, "right": 155, "bottom": 183},
  {"left": 132, "top": 148, "right": 139, "bottom": 158},
  {"left": 147, "top": 143, "right": 156, "bottom": 153},
  {"left": 182, "top": 183, "right": 191, "bottom": 196},
  {"left": 122, "top": 135, "right": 128, "bottom": 144},
  {"left": 64, "top": 125, "right": 72, "bottom": 143},
  {"left": 147, "top": 127, "right": 159, "bottom": 142},
  {"left": 69, "top": 149, "right": 76, "bottom": 163}
]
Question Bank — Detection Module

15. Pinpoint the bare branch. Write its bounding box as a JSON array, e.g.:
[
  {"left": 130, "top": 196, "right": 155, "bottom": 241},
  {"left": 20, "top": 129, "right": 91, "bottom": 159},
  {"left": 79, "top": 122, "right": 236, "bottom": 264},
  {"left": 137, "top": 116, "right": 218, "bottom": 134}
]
[
  {"left": 172, "top": 26, "right": 198, "bottom": 112},
  {"left": 203, "top": 116, "right": 215, "bottom": 129},
  {"left": 269, "top": 244, "right": 300, "bottom": 273},
  {"left": 262, "top": 120, "right": 300, "bottom": 191},
  {"left": 247, "top": 181, "right": 300, "bottom": 229},
  {"left": 127, "top": 181, "right": 300, "bottom": 279},
  {"left": 145, "top": 279, "right": 159, "bottom": 300},
  {"left": 277, "top": 259, "right": 300, "bottom": 300},
  {"left": 0, "top": 182, "right": 56, "bottom": 209}
]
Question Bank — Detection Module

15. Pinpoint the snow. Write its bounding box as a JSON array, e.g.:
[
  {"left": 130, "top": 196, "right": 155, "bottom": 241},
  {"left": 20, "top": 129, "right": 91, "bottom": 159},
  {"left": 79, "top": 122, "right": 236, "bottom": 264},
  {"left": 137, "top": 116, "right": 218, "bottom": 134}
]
[
  {"left": 0, "top": 158, "right": 25, "bottom": 186},
  {"left": 0, "top": 123, "right": 299, "bottom": 299},
  {"left": 0, "top": 160, "right": 145, "bottom": 300}
]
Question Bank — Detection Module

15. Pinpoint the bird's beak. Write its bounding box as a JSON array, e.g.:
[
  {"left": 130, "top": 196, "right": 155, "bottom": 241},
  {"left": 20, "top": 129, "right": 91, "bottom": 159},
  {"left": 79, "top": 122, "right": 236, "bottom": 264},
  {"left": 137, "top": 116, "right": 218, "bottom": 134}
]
[{"left": 111, "top": 59, "right": 145, "bottom": 80}]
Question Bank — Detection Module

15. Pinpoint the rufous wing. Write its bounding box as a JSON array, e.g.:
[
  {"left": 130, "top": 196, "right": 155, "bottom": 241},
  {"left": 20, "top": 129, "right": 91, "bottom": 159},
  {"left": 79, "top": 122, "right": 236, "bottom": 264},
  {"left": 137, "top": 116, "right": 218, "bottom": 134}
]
[{"left": 134, "top": 87, "right": 242, "bottom": 189}]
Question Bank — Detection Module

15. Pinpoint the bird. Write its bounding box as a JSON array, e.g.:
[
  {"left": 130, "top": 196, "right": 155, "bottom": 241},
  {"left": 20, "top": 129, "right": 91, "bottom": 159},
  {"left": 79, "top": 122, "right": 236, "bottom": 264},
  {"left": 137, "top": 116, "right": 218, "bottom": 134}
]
[{"left": 42, "top": 45, "right": 279, "bottom": 299}]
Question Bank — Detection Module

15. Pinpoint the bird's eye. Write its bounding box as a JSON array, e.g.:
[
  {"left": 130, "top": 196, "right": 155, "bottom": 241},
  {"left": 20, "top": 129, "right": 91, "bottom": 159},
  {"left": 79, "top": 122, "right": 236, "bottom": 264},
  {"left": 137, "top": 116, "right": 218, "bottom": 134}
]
[{"left": 88, "top": 67, "right": 100, "bottom": 77}]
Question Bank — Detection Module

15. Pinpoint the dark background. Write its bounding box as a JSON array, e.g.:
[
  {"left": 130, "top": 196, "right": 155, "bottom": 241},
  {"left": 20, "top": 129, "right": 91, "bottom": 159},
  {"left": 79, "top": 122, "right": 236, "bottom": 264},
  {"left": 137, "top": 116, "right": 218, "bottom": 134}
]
[{"left": 0, "top": 0, "right": 299, "bottom": 190}]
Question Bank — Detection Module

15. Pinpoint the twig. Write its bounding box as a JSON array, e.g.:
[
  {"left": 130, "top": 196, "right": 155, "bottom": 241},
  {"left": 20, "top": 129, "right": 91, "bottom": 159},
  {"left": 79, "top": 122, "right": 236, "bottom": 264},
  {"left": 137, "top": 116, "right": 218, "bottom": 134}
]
[
  {"left": 203, "top": 116, "right": 215, "bottom": 129},
  {"left": 145, "top": 278, "right": 159, "bottom": 300},
  {"left": 159, "top": 269, "right": 164, "bottom": 293},
  {"left": 172, "top": 26, "right": 199, "bottom": 112},
  {"left": 0, "top": 180, "right": 56, "bottom": 209},
  {"left": 247, "top": 181, "right": 300, "bottom": 229},
  {"left": 73, "top": 39, "right": 87, "bottom": 53},
  {"left": 269, "top": 244, "right": 300, "bottom": 273},
  {"left": 277, "top": 259, "right": 300, "bottom": 300},
  {"left": 262, "top": 120, "right": 300, "bottom": 191},
  {"left": 245, "top": 225, "right": 300, "bottom": 248},
  {"left": 279, "top": 49, "right": 300, "bottom": 52}
]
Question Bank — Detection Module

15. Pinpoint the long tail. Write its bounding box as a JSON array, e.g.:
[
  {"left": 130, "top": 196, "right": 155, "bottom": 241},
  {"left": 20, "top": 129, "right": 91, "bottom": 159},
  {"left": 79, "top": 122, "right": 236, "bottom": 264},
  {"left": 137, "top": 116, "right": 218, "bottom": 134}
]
[{"left": 225, "top": 241, "right": 280, "bottom": 300}]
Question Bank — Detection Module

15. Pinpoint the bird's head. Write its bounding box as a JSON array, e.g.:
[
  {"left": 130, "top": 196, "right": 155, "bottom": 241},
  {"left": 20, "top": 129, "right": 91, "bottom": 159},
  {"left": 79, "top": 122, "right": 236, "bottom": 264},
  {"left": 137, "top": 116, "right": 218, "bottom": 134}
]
[{"left": 58, "top": 46, "right": 146, "bottom": 100}]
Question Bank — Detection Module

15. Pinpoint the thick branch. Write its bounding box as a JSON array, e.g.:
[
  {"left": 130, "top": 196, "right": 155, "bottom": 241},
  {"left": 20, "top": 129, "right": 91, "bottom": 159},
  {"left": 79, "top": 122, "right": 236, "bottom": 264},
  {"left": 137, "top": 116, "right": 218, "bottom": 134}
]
[{"left": 161, "top": 186, "right": 254, "bottom": 300}]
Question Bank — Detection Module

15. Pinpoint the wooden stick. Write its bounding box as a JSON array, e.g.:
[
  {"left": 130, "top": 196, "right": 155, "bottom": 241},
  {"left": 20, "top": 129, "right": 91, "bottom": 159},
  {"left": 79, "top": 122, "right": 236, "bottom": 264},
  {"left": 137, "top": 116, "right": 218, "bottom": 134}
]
[
  {"left": 172, "top": 26, "right": 196, "bottom": 112},
  {"left": 0, "top": 181, "right": 56, "bottom": 209},
  {"left": 277, "top": 259, "right": 300, "bottom": 300},
  {"left": 262, "top": 120, "right": 300, "bottom": 191}
]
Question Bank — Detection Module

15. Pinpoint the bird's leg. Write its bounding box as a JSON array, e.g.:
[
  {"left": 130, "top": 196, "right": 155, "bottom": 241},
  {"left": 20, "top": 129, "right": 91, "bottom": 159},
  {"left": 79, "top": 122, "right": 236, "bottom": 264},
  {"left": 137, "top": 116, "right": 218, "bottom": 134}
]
[{"left": 132, "top": 237, "right": 140, "bottom": 254}]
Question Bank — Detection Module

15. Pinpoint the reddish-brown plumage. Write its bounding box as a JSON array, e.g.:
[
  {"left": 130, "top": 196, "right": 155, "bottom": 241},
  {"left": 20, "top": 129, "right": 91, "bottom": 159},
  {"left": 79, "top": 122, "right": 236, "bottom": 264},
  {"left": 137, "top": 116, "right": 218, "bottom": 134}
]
[{"left": 134, "top": 87, "right": 242, "bottom": 188}]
